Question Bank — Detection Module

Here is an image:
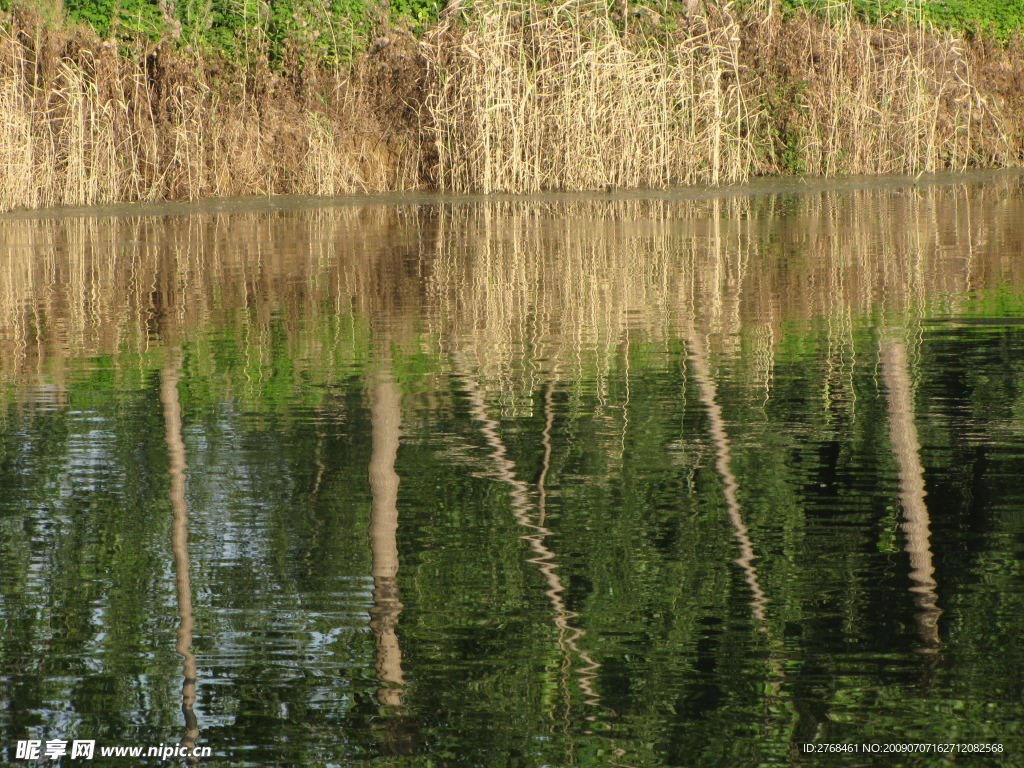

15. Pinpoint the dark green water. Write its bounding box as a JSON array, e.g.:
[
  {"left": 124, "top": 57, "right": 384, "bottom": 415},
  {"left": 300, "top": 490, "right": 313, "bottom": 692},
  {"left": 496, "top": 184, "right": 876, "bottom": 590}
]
[{"left": 2, "top": 173, "right": 1024, "bottom": 766}]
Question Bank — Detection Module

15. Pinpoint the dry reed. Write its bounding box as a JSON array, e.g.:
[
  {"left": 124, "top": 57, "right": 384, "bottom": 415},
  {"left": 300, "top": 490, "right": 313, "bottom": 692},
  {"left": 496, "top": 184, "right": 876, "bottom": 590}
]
[
  {"left": 0, "top": 12, "right": 425, "bottom": 212},
  {"left": 424, "top": 0, "right": 1021, "bottom": 192},
  {"left": 2, "top": 3, "right": 1022, "bottom": 209},
  {"left": 424, "top": 0, "right": 767, "bottom": 192},
  {"left": 756, "top": 8, "right": 1021, "bottom": 174}
]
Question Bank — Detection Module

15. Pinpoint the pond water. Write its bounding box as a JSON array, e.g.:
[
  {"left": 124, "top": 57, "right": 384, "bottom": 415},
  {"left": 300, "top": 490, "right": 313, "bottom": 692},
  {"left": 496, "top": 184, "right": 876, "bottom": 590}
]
[{"left": 2, "top": 171, "right": 1024, "bottom": 767}]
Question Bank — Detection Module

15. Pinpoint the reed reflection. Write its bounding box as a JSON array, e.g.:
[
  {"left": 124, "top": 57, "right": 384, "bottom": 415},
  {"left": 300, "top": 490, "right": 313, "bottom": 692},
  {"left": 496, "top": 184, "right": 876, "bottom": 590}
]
[
  {"left": 2, "top": 177, "right": 1023, "bottom": 395},
  {"left": 685, "top": 330, "right": 768, "bottom": 625}
]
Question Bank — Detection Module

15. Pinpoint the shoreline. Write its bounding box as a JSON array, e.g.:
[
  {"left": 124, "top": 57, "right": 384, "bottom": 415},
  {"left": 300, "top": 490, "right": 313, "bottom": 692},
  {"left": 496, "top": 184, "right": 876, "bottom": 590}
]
[{"left": 6, "top": 166, "right": 1023, "bottom": 220}]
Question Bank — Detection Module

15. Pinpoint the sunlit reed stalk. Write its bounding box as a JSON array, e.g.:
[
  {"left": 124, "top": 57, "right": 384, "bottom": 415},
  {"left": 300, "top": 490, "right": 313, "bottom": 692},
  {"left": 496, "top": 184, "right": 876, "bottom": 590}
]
[
  {"left": 2, "top": 2, "right": 1021, "bottom": 209},
  {"left": 0, "top": 18, "right": 422, "bottom": 212},
  {"left": 758, "top": 5, "right": 1016, "bottom": 176},
  {"left": 425, "top": 0, "right": 765, "bottom": 193}
]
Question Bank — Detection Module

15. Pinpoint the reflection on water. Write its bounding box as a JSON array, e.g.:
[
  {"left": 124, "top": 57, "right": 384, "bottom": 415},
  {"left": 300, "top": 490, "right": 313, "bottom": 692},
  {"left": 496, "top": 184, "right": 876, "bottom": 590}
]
[
  {"left": 160, "top": 349, "right": 201, "bottom": 761},
  {"left": 2, "top": 172, "right": 1024, "bottom": 765},
  {"left": 458, "top": 362, "right": 604, "bottom": 717},
  {"left": 879, "top": 332, "right": 942, "bottom": 649},
  {"left": 368, "top": 367, "right": 405, "bottom": 710},
  {"left": 685, "top": 329, "right": 768, "bottom": 626}
]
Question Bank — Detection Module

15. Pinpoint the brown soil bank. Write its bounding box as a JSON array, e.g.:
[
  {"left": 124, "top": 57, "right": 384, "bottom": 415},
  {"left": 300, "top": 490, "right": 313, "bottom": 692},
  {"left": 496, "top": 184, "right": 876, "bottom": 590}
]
[{"left": 2, "top": 1, "right": 1023, "bottom": 211}]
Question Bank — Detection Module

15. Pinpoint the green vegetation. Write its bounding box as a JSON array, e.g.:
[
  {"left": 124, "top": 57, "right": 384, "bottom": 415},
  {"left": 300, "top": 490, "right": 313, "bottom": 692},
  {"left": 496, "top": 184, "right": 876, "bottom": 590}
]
[
  {"left": 4, "top": 0, "right": 1023, "bottom": 66},
  {"left": 38, "top": 0, "right": 440, "bottom": 61},
  {"left": 781, "top": 0, "right": 1024, "bottom": 38},
  {"left": 925, "top": 0, "right": 1024, "bottom": 40}
]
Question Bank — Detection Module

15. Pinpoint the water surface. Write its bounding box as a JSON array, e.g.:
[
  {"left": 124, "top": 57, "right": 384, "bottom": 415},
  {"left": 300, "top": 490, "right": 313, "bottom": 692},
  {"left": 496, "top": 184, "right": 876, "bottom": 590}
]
[{"left": 2, "top": 173, "right": 1024, "bottom": 766}]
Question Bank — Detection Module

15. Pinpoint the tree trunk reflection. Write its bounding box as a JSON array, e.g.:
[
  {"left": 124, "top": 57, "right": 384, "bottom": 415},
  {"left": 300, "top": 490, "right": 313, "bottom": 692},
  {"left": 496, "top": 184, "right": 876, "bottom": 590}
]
[
  {"left": 159, "top": 350, "right": 200, "bottom": 762},
  {"left": 685, "top": 331, "right": 769, "bottom": 624},
  {"left": 880, "top": 334, "right": 942, "bottom": 648},
  {"left": 368, "top": 372, "right": 405, "bottom": 707},
  {"left": 455, "top": 360, "right": 605, "bottom": 720}
]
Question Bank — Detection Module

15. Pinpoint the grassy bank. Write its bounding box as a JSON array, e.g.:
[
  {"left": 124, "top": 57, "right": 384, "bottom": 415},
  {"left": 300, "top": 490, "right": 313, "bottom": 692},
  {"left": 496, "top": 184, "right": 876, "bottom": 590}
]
[{"left": 1, "top": 0, "right": 1022, "bottom": 210}]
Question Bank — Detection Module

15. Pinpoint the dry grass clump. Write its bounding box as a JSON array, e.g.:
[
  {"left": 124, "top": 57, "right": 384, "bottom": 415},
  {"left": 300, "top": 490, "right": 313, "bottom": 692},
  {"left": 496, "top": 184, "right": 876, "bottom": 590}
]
[
  {"left": 0, "top": 10, "right": 426, "bottom": 212},
  {"left": 752, "top": 8, "right": 1021, "bottom": 174},
  {"left": 423, "top": 0, "right": 768, "bottom": 193}
]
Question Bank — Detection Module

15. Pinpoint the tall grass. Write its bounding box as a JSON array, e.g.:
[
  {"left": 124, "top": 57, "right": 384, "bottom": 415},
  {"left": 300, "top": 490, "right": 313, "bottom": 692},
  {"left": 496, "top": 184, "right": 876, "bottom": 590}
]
[
  {"left": 424, "top": 0, "right": 1020, "bottom": 193},
  {"left": 0, "top": 15, "right": 424, "bottom": 211},
  {"left": 760, "top": 6, "right": 1019, "bottom": 174},
  {"left": 425, "top": 0, "right": 768, "bottom": 192},
  {"left": 1, "top": 1, "right": 1021, "bottom": 208}
]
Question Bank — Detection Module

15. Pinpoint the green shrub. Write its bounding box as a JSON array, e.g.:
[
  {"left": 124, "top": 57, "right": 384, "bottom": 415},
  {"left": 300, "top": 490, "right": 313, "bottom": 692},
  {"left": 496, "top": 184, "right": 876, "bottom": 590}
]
[
  {"left": 780, "top": 0, "right": 1024, "bottom": 38},
  {"left": 64, "top": 0, "right": 166, "bottom": 38},
  {"left": 926, "top": 0, "right": 1024, "bottom": 40},
  {"left": 14, "top": 0, "right": 1024, "bottom": 64}
]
